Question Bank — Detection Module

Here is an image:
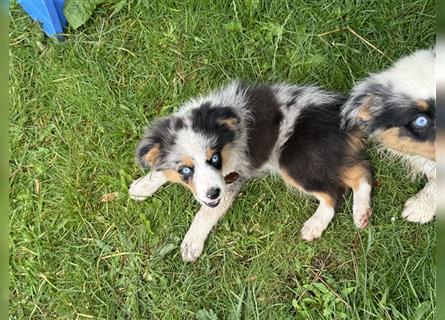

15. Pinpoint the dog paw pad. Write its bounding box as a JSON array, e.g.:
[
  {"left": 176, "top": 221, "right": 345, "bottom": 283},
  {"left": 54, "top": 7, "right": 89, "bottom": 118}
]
[
  {"left": 354, "top": 208, "right": 372, "bottom": 229},
  {"left": 180, "top": 237, "right": 204, "bottom": 262},
  {"left": 301, "top": 218, "right": 325, "bottom": 241},
  {"left": 402, "top": 197, "right": 434, "bottom": 224}
]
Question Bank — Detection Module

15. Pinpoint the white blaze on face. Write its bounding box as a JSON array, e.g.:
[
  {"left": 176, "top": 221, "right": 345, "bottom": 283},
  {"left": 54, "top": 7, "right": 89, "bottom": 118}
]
[
  {"left": 193, "top": 161, "right": 225, "bottom": 203},
  {"left": 174, "top": 129, "right": 225, "bottom": 206}
]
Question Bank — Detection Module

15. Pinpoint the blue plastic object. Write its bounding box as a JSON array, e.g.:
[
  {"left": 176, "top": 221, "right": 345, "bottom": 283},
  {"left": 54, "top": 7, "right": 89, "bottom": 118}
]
[{"left": 18, "top": 0, "right": 67, "bottom": 39}]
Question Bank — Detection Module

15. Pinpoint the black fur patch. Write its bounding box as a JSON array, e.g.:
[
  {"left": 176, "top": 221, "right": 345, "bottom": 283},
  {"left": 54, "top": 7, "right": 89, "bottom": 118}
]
[
  {"left": 346, "top": 83, "right": 436, "bottom": 142},
  {"left": 368, "top": 86, "right": 435, "bottom": 142},
  {"left": 191, "top": 102, "right": 239, "bottom": 149},
  {"left": 244, "top": 85, "right": 282, "bottom": 168},
  {"left": 292, "top": 87, "right": 304, "bottom": 97},
  {"left": 286, "top": 98, "right": 296, "bottom": 108},
  {"left": 279, "top": 95, "right": 353, "bottom": 201},
  {"left": 174, "top": 117, "right": 185, "bottom": 130},
  {"left": 136, "top": 117, "right": 175, "bottom": 169}
]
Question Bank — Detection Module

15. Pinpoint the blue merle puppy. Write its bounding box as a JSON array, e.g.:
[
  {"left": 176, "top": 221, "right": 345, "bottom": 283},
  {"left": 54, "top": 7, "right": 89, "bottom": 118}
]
[{"left": 130, "top": 82, "right": 372, "bottom": 261}]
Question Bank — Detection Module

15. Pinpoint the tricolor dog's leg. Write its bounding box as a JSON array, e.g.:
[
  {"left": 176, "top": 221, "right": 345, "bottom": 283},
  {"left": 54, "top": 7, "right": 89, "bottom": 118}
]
[
  {"left": 342, "top": 163, "right": 373, "bottom": 229},
  {"left": 181, "top": 184, "right": 240, "bottom": 262},
  {"left": 402, "top": 179, "right": 436, "bottom": 223},
  {"left": 129, "top": 171, "right": 167, "bottom": 201},
  {"left": 351, "top": 178, "right": 372, "bottom": 229},
  {"left": 300, "top": 193, "right": 336, "bottom": 241}
]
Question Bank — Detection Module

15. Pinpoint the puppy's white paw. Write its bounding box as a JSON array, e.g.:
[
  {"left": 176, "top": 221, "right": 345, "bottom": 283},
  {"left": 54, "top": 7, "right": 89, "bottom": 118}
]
[
  {"left": 129, "top": 180, "right": 152, "bottom": 201},
  {"left": 354, "top": 207, "right": 372, "bottom": 229},
  {"left": 402, "top": 196, "right": 435, "bottom": 224},
  {"left": 180, "top": 234, "right": 204, "bottom": 262},
  {"left": 128, "top": 175, "right": 163, "bottom": 201},
  {"left": 301, "top": 217, "right": 326, "bottom": 241},
  {"left": 129, "top": 193, "right": 150, "bottom": 201}
]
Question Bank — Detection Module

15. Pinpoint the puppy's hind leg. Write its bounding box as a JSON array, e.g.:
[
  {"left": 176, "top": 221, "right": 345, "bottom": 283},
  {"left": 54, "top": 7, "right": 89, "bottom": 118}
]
[
  {"left": 129, "top": 171, "right": 167, "bottom": 201},
  {"left": 343, "top": 163, "right": 373, "bottom": 229},
  {"left": 301, "top": 193, "right": 336, "bottom": 241}
]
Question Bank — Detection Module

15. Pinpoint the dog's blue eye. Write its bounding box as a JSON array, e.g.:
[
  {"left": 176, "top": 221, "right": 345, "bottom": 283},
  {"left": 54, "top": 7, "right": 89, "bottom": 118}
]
[
  {"left": 178, "top": 166, "right": 193, "bottom": 177},
  {"left": 211, "top": 154, "right": 220, "bottom": 163},
  {"left": 208, "top": 152, "right": 222, "bottom": 169},
  {"left": 182, "top": 167, "right": 191, "bottom": 174},
  {"left": 413, "top": 116, "right": 428, "bottom": 128}
]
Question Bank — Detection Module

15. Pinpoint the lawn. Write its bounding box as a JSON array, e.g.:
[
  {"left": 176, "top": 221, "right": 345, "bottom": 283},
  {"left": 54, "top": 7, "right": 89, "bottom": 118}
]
[{"left": 9, "top": 0, "right": 436, "bottom": 319}]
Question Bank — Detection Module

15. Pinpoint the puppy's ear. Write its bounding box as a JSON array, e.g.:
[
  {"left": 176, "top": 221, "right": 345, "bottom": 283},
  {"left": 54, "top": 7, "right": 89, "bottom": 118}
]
[
  {"left": 136, "top": 117, "right": 172, "bottom": 169},
  {"left": 216, "top": 113, "right": 240, "bottom": 130},
  {"left": 213, "top": 108, "right": 240, "bottom": 147},
  {"left": 136, "top": 142, "right": 161, "bottom": 169},
  {"left": 341, "top": 84, "right": 379, "bottom": 131}
]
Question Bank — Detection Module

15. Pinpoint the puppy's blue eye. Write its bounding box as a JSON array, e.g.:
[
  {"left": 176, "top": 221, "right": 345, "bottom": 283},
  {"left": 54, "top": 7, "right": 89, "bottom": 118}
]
[
  {"left": 208, "top": 152, "right": 222, "bottom": 169},
  {"left": 413, "top": 116, "right": 428, "bottom": 128},
  {"left": 178, "top": 166, "right": 193, "bottom": 177},
  {"left": 211, "top": 154, "right": 220, "bottom": 163},
  {"left": 182, "top": 167, "right": 191, "bottom": 174}
]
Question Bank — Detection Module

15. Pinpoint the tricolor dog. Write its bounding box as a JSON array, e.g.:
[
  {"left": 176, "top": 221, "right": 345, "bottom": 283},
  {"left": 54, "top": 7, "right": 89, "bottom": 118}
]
[
  {"left": 130, "top": 82, "right": 373, "bottom": 261},
  {"left": 342, "top": 48, "right": 436, "bottom": 223}
]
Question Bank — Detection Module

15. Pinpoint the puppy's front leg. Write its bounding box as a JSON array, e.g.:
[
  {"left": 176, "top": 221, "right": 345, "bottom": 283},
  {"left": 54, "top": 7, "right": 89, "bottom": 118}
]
[
  {"left": 402, "top": 179, "right": 436, "bottom": 223},
  {"left": 181, "top": 186, "right": 239, "bottom": 262},
  {"left": 129, "top": 171, "right": 167, "bottom": 201}
]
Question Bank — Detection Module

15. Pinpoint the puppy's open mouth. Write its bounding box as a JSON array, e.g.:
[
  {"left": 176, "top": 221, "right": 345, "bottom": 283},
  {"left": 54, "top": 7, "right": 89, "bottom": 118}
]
[{"left": 204, "top": 199, "right": 220, "bottom": 208}]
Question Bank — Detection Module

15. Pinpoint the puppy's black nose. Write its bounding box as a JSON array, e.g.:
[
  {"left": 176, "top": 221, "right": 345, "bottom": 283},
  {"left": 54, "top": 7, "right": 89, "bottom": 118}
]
[{"left": 206, "top": 188, "right": 220, "bottom": 200}]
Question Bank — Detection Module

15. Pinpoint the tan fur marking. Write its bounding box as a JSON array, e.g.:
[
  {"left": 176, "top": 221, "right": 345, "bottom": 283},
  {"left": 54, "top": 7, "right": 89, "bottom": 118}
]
[
  {"left": 342, "top": 165, "right": 370, "bottom": 191},
  {"left": 313, "top": 192, "right": 335, "bottom": 207},
  {"left": 181, "top": 155, "right": 194, "bottom": 168},
  {"left": 377, "top": 127, "right": 435, "bottom": 160},
  {"left": 357, "top": 97, "right": 373, "bottom": 121},
  {"left": 217, "top": 117, "right": 238, "bottom": 129},
  {"left": 144, "top": 143, "right": 160, "bottom": 167},
  {"left": 206, "top": 148, "right": 214, "bottom": 161},
  {"left": 416, "top": 100, "right": 428, "bottom": 111},
  {"left": 163, "top": 169, "right": 183, "bottom": 184},
  {"left": 164, "top": 156, "right": 194, "bottom": 185},
  {"left": 281, "top": 170, "right": 335, "bottom": 206},
  {"left": 221, "top": 145, "right": 231, "bottom": 169},
  {"left": 163, "top": 169, "right": 196, "bottom": 194}
]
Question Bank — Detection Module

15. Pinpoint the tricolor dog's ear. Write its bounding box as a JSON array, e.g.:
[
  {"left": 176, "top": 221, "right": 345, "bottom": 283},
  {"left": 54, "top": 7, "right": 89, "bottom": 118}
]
[
  {"left": 216, "top": 112, "right": 240, "bottom": 130},
  {"left": 212, "top": 108, "right": 240, "bottom": 146},
  {"left": 191, "top": 104, "right": 240, "bottom": 146},
  {"left": 136, "top": 141, "right": 161, "bottom": 169},
  {"left": 136, "top": 117, "right": 172, "bottom": 169},
  {"left": 192, "top": 103, "right": 240, "bottom": 131},
  {"left": 341, "top": 82, "right": 381, "bottom": 132}
]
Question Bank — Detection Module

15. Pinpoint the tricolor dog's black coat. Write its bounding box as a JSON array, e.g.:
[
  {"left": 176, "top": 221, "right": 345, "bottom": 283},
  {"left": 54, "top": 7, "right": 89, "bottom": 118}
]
[{"left": 130, "top": 83, "right": 372, "bottom": 261}]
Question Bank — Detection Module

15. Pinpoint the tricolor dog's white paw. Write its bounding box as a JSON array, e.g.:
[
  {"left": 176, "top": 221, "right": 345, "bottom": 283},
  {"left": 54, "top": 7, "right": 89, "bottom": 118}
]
[
  {"left": 180, "top": 233, "right": 204, "bottom": 262},
  {"left": 353, "top": 207, "right": 372, "bottom": 229},
  {"left": 128, "top": 173, "right": 167, "bottom": 201},
  {"left": 301, "top": 217, "right": 326, "bottom": 241},
  {"left": 402, "top": 195, "right": 435, "bottom": 224},
  {"left": 129, "top": 179, "right": 155, "bottom": 201}
]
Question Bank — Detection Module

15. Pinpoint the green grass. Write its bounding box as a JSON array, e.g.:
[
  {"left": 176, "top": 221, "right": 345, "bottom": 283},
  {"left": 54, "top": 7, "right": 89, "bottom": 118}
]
[{"left": 9, "top": 0, "right": 436, "bottom": 318}]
